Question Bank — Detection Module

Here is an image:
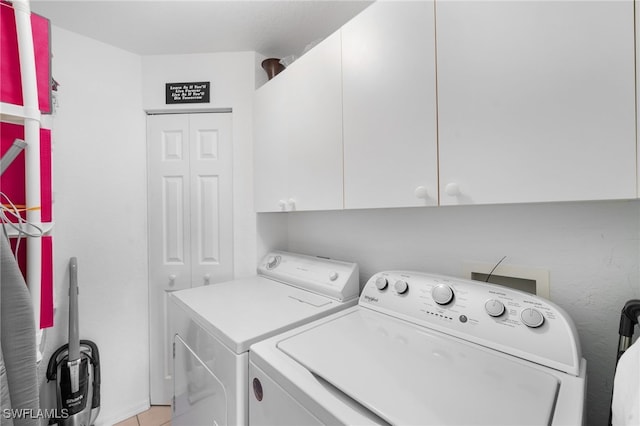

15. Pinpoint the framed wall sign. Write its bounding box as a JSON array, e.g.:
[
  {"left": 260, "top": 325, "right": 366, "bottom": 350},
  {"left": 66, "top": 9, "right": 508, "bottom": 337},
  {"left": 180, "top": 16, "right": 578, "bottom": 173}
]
[{"left": 165, "top": 81, "right": 210, "bottom": 104}]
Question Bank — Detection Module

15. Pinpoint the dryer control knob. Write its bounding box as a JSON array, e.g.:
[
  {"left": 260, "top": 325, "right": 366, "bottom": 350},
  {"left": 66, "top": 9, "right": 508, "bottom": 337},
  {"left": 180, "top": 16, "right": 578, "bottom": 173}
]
[
  {"left": 329, "top": 271, "right": 339, "bottom": 281},
  {"left": 266, "top": 256, "right": 279, "bottom": 269},
  {"left": 485, "top": 299, "right": 505, "bottom": 317},
  {"left": 394, "top": 280, "right": 409, "bottom": 294},
  {"left": 521, "top": 308, "right": 545, "bottom": 328},
  {"left": 375, "top": 277, "right": 388, "bottom": 290},
  {"left": 432, "top": 284, "right": 454, "bottom": 305}
]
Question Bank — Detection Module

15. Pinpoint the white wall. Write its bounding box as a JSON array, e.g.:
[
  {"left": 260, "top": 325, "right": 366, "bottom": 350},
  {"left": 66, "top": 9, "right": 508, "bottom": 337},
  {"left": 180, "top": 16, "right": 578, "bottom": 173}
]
[
  {"left": 40, "top": 35, "right": 261, "bottom": 424},
  {"left": 141, "top": 52, "right": 259, "bottom": 278},
  {"left": 279, "top": 200, "right": 640, "bottom": 426},
  {"left": 42, "top": 27, "right": 149, "bottom": 425}
]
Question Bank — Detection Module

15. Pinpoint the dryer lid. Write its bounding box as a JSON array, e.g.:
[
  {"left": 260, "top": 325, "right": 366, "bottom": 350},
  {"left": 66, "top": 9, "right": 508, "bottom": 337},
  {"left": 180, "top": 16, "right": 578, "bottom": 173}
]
[{"left": 277, "top": 309, "right": 560, "bottom": 426}]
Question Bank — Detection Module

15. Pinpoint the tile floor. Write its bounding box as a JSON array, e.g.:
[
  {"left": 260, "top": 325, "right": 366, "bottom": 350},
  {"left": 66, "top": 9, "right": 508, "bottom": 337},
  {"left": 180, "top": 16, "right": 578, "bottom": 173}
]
[{"left": 114, "top": 405, "right": 171, "bottom": 426}]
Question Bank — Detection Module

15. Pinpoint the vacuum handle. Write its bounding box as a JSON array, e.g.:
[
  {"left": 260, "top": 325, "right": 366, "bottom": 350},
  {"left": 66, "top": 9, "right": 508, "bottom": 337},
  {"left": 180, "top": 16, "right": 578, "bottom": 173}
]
[
  {"left": 68, "top": 257, "right": 80, "bottom": 362},
  {"left": 81, "top": 340, "right": 101, "bottom": 408},
  {"left": 618, "top": 299, "right": 640, "bottom": 338}
]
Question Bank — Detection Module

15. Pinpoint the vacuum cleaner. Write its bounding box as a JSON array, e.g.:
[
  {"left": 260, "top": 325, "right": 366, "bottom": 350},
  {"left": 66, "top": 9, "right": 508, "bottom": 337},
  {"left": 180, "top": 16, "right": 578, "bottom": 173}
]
[{"left": 46, "top": 258, "right": 101, "bottom": 425}]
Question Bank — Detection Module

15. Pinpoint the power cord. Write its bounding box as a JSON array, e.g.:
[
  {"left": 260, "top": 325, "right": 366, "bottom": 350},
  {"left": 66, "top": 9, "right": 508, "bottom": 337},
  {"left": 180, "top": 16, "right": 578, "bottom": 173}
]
[
  {"left": 485, "top": 255, "right": 507, "bottom": 283},
  {"left": 0, "top": 191, "right": 44, "bottom": 258}
]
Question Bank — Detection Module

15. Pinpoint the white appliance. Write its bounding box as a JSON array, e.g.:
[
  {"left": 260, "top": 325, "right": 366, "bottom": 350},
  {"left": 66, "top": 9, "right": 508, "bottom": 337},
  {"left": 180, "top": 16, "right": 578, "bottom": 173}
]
[
  {"left": 168, "top": 251, "right": 359, "bottom": 426},
  {"left": 249, "top": 271, "right": 587, "bottom": 425}
]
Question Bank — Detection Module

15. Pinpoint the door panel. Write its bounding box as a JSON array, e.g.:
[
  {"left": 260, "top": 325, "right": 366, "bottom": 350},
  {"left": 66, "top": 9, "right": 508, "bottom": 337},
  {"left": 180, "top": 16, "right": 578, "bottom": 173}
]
[
  {"left": 148, "top": 114, "right": 192, "bottom": 404},
  {"left": 162, "top": 176, "right": 187, "bottom": 263},
  {"left": 189, "top": 113, "right": 233, "bottom": 287},
  {"left": 196, "top": 175, "right": 220, "bottom": 263}
]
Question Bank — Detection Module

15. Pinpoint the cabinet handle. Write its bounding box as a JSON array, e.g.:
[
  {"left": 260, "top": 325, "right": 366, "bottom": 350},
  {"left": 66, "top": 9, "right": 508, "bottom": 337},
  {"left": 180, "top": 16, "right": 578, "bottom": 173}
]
[
  {"left": 204, "top": 274, "right": 211, "bottom": 285},
  {"left": 278, "top": 200, "right": 287, "bottom": 210},
  {"left": 445, "top": 183, "right": 461, "bottom": 196},
  {"left": 287, "top": 198, "right": 297, "bottom": 211},
  {"left": 414, "top": 186, "right": 428, "bottom": 199},
  {"left": 168, "top": 274, "right": 176, "bottom": 287}
]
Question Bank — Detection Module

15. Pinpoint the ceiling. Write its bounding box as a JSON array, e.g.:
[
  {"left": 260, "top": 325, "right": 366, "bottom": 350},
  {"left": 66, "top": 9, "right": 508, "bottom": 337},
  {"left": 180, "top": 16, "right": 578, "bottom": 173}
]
[{"left": 29, "top": 0, "right": 373, "bottom": 59}]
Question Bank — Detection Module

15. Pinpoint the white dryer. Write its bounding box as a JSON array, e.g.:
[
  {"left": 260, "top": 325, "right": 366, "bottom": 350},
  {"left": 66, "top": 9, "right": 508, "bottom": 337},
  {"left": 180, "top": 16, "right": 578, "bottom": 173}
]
[
  {"left": 168, "top": 251, "right": 359, "bottom": 426},
  {"left": 249, "top": 271, "right": 587, "bottom": 425}
]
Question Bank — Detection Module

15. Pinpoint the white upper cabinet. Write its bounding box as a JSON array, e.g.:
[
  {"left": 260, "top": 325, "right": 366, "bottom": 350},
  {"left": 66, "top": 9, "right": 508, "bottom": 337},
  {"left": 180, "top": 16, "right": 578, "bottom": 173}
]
[
  {"left": 254, "top": 30, "right": 343, "bottom": 212},
  {"left": 287, "top": 30, "right": 343, "bottom": 212},
  {"left": 436, "top": 0, "right": 636, "bottom": 205},
  {"left": 254, "top": 71, "right": 289, "bottom": 212},
  {"left": 342, "top": 1, "right": 438, "bottom": 209}
]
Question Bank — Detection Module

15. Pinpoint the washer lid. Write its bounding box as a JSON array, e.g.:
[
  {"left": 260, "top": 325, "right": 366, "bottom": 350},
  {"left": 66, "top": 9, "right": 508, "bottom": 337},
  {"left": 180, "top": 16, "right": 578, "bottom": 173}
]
[
  {"left": 171, "top": 276, "right": 350, "bottom": 353},
  {"left": 277, "top": 309, "right": 560, "bottom": 426}
]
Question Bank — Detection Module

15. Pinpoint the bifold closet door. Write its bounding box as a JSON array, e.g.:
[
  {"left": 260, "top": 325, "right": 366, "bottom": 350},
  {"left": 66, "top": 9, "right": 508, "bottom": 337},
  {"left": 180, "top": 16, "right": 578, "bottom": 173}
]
[{"left": 147, "top": 112, "right": 233, "bottom": 404}]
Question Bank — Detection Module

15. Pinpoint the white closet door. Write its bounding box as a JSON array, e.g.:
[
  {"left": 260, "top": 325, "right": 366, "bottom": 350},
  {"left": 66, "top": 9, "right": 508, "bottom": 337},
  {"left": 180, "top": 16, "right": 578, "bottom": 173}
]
[
  {"left": 342, "top": 1, "right": 438, "bottom": 209},
  {"left": 148, "top": 114, "right": 192, "bottom": 404},
  {"left": 437, "top": 0, "right": 636, "bottom": 205},
  {"left": 148, "top": 113, "right": 233, "bottom": 404}
]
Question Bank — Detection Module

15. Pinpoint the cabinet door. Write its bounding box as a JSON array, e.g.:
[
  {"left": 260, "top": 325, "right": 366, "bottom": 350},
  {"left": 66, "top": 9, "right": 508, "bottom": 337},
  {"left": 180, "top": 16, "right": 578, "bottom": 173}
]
[
  {"left": 286, "top": 30, "right": 344, "bottom": 211},
  {"left": 253, "top": 73, "right": 290, "bottom": 212},
  {"left": 437, "top": 1, "right": 636, "bottom": 205},
  {"left": 343, "top": 1, "right": 438, "bottom": 209}
]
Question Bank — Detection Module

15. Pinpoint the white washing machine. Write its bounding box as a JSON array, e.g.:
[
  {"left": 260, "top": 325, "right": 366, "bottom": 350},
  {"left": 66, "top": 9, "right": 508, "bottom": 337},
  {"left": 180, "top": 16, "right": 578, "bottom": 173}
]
[
  {"left": 168, "top": 251, "right": 359, "bottom": 426},
  {"left": 249, "top": 271, "right": 587, "bottom": 425}
]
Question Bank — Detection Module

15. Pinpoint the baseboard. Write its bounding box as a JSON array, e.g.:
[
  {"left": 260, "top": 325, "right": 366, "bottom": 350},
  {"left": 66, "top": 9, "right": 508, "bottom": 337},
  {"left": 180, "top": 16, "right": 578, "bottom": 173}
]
[{"left": 95, "top": 399, "right": 150, "bottom": 426}]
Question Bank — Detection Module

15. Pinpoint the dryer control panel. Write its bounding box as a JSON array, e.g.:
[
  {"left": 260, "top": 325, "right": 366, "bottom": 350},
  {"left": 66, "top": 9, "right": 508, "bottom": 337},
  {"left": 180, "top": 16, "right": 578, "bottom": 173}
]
[
  {"left": 258, "top": 251, "right": 359, "bottom": 302},
  {"left": 360, "top": 271, "right": 582, "bottom": 376}
]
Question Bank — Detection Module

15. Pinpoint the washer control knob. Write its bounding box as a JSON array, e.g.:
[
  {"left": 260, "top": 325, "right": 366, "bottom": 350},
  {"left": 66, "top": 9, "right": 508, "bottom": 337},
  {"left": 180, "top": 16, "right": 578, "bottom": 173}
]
[
  {"left": 432, "top": 284, "right": 454, "bottom": 305},
  {"left": 485, "top": 299, "right": 505, "bottom": 317},
  {"left": 375, "top": 277, "right": 388, "bottom": 290},
  {"left": 394, "top": 280, "right": 409, "bottom": 294},
  {"left": 521, "top": 308, "right": 545, "bottom": 328},
  {"left": 329, "top": 271, "right": 339, "bottom": 281}
]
